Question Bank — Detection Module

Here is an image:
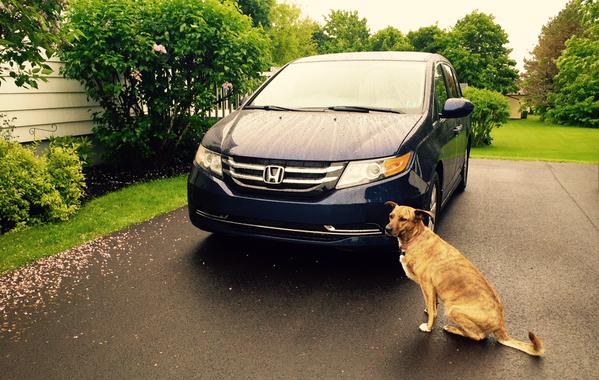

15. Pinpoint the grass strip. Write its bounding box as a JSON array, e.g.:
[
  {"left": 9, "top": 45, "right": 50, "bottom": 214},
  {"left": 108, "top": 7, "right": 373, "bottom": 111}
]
[
  {"left": 471, "top": 117, "right": 599, "bottom": 163},
  {"left": 0, "top": 174, "right": 188, "bottom": 274}
]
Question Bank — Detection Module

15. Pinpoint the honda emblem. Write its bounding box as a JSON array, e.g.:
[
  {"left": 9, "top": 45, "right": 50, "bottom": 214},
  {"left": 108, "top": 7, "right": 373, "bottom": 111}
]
[{"left": 263, "top": 165, "right": 285, "bottom": 184}]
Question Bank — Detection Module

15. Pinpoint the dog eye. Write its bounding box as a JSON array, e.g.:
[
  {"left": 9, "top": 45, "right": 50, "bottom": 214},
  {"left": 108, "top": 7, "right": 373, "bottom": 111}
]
[
  {"left": 400, "top": 217, "right": 407, "bottom": 222},
  {"left": 389, "top": 214, "right": 394, "bottom": 219}
]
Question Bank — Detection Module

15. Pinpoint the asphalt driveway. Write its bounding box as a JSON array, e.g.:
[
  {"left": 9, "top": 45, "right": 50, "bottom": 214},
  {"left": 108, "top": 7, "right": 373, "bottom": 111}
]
[{"left": 1, "top": 159, "right": 598, "bottom": 379}]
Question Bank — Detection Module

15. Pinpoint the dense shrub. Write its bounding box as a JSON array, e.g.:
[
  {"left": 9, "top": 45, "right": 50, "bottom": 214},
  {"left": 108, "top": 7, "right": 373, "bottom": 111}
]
[
  {"left": 48, "top": 135, "right": 94, "bottom": 166},
  {"left": 60, "top": 0, "right": 270, "bottom": 165},
  {"left": 546, "top": 1, "right": 599, "bottom": 128},
  {"left": 0, "top": 140, "right": 85, "bottom": 233},
  {"left": 463, "top": 87, "right": 510, "bottom": 146},
  {"left": 46, "top": 144, "right": 86, "bottom": 213}
]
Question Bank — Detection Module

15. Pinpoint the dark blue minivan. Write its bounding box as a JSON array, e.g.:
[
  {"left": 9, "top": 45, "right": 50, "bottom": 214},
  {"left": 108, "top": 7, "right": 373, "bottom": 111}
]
[{"left": 188, "top": 52, "right": 473, "bottom": 248}]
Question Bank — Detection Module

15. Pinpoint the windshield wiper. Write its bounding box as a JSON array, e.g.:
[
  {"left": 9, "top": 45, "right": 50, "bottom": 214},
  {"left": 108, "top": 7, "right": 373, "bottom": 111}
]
[
  {"left": 244, "top": 105, "right": 302, "bottom": 112},
  {"left": 327, "top": 105, "right": 404, "bottom": 114}
]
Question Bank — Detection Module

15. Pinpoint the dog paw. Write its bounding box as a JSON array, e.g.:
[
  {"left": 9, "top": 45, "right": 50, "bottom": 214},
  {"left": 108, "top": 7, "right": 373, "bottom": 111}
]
[{"left": 419, "top": 323, "right": 431, "bottom": 333}]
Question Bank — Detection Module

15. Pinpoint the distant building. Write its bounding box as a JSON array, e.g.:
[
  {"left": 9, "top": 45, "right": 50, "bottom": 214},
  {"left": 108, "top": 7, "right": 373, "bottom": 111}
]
[{"left": 506, "top": 94, "right": 526, "bottom": 119}]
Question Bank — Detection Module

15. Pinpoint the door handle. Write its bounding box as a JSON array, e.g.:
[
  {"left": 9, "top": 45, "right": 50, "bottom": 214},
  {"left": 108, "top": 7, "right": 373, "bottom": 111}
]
[{"left": 452, "top": 124, "right": 463, "bottom": 134}]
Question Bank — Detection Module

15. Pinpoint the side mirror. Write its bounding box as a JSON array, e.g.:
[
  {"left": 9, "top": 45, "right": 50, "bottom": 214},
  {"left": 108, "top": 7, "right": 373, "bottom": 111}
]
[{"left": 442, "top": 98, "right": 474, "bottom": 118}]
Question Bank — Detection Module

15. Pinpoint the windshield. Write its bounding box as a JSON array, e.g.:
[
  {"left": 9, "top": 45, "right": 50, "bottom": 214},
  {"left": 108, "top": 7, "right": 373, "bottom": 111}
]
[{"left": 249, "top": 60, "right": 427, "bottom": 113}]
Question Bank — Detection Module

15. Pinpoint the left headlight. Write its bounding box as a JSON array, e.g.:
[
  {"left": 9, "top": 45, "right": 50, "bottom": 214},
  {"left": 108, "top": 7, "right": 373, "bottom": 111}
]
[
  {"left": 336, "top": 152, "right": 412, "bottom": 189},
  {"left": 194, "top": 145, "right": 223, "bottom": 177}
]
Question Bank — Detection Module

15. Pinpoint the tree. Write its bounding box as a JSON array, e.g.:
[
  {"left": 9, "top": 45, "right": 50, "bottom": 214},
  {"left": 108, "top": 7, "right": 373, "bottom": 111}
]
[
  {"left": 268, "top": 2, "right": 318, "bottom": 65},
  {"left": 0, "top": 0, "right": 65, "bottom": 88},
  {"left": 61, "top": 0, "right": 270, "bottom": 164},
  {"left": 236, "top": 0, "right": 274, "bottom": 27},
  {"left": 521, "top": 1, "right": 584, "bottom": 114},
  {"left": 370, "top": 26, "right": 412, "bottom": 51},
  {"left": 443, "top": 12, "right": 519, "bottom": 94},
  {"left": 546, "top": 0, "right": 599, "bottom": 127},
  {"left": 316, "top": 10, "right": 370, "bottom": 54},
  {"left": 407, "top": 25, "right": 448, "bottom": 53}
]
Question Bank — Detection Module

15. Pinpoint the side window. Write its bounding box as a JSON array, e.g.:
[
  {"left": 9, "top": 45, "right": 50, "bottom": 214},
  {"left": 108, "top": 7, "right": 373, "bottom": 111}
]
[
  {"left": 434, "top": 65, "right": 449, "bottom": 116},
  {"left": 442, "top": 64, "right": 459, "bottom": 98}
]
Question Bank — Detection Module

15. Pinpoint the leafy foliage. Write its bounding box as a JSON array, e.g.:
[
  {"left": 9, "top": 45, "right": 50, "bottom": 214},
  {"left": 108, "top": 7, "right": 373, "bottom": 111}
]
[
  {"left": 463, "top": 87, "right": 510, "bottom": 146},
  {"left": 0, "top": 139, "right": 85, "bottom": 233},
  {"left": 315, "top": 10, "right": 370, "bottom": 54},
  {"left": 370, "top": 27, "right": 413, "bottom": 51},
  {"left": 0, "top": 0, "right": 65, "bottom": 88},
  {"left": 521, "top": 1, "right": 584, "bottom": 114},
  {"left": 235, "top": 0, "right": 274, "bottom": 27},
  {"left": 405, "top": 13, "right": 518, "bottom": 94},
  {"left": 48, "top": 135, "right": 94, "bottom": 167},
  {"left": 268, "top": 2, "right": 318, "bottom": 65},
  {"left": 407, "top": 25, "right": 448, "bottom": 53},
  {"left": 46, "top": 144, "right": 86, "bottom": 215},
  {"left": 61, "top": 0, "right": 270, "bottom": 164},
  {"left": 546, "top": 0, "right": 599, "bottom": 127},
  {"left": 443, "top": 12, "right": 519, "bottom": 94}
]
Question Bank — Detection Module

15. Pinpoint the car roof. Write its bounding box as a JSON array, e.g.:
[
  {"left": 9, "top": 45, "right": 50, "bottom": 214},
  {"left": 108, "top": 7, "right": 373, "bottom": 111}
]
[{"left": 293, "top": 51, "right": 447, "bottom": 63}]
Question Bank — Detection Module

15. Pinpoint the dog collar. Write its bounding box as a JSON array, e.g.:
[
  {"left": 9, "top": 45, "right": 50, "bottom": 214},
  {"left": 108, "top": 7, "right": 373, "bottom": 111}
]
[{"left": 401, "top": 230, "right": 427, "bottom": 251}]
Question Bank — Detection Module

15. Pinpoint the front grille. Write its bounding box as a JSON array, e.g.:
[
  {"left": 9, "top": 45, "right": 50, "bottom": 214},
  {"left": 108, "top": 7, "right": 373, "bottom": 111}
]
[{"left": 222, "top": 156, "right": 345, "bottom": 197}]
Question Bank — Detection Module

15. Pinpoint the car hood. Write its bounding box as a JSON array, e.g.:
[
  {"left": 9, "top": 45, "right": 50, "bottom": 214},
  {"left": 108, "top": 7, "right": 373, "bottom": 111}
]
[{"left": 202, "top": 110, "right": 422, "bottom": 161}]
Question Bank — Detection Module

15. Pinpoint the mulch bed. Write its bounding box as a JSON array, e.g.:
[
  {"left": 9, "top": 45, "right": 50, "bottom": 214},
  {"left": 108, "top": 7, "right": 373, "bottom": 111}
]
[{"left": 81, "top": 161, "right": 192, "bottom": 202}]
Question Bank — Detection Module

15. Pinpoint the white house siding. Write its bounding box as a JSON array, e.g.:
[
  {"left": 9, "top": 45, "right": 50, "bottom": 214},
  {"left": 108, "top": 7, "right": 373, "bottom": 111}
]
[{"left": 0, "top": 58, "right": 99, "bottom": 143}]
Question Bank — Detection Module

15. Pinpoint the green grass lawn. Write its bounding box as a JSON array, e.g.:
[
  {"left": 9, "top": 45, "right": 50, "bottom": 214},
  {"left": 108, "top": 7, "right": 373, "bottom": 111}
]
[
  {"left": 471, "top": 116, "right": 599, "bottom": 163},
  {"left": 0, "top": 174, "right": 188, "bottom": 274}
]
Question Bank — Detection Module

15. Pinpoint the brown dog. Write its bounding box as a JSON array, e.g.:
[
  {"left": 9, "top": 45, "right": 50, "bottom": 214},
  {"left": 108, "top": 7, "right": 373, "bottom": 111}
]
[{"left": 385, "top": 202, "right": 544, "bottom": 356}]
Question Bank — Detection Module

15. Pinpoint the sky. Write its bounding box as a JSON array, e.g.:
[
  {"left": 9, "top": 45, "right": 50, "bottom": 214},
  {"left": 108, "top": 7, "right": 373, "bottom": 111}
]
[{"left": 288, "top": 0, "right": 571, "bottom": 72}]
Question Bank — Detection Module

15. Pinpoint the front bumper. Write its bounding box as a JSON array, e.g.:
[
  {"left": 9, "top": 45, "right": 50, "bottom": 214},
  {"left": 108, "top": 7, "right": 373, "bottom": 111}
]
[{"left": 187, "top": 164, "right": 425, "bottom": 248}]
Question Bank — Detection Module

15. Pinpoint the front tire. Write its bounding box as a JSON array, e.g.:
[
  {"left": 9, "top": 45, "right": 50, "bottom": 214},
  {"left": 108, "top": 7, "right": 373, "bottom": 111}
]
[
  {"left": 426, "top": 172, "right": 440, "bottom": 231},
  {"left": 457, "top": 146, "right": 470, "bottom": 193}
]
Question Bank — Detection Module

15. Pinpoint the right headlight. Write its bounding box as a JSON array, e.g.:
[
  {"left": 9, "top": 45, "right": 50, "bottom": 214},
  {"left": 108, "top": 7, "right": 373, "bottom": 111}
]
[
  {"left": 194, "top": 145, "right": 223, "bottom": 177},
  {"left": 336, "top": 152, "right": 413, "bottom": 189}
]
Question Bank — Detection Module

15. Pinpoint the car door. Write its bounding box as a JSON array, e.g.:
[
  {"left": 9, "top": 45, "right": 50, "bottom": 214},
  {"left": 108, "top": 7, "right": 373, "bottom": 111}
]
[
  {"left": 442, "top": 64, "right": 468, "bottom": 180},
  {"left": 432, "top": 64, "right": 459, "bottom": 195}
]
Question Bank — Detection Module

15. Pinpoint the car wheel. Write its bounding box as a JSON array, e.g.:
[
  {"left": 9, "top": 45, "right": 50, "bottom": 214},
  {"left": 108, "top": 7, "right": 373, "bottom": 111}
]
[
  {"left": 457, "top": 147, "right": 470, "bottom": 192},
  {"left": 426, "top": 172, "right": 440, "bottom": 231}
]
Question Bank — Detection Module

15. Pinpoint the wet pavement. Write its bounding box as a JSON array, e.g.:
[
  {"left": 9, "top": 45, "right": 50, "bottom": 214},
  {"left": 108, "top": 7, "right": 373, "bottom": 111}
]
[{"left": 1, "top": 159, "right": 598, "bottom": 379}]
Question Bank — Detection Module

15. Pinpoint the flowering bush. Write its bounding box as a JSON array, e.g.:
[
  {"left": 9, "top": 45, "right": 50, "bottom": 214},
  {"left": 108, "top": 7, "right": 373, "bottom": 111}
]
[{"left": 60, "top": 0, "right": 270, "bottom": 165}]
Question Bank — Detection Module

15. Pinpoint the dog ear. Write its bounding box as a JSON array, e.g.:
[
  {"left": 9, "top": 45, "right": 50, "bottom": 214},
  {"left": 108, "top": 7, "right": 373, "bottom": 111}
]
[
  {"left": 385, "top": 201, "right": 398, "bottom": 209},
  {"left": 414, "top": 209, "right": 434, "bottom": 222}
]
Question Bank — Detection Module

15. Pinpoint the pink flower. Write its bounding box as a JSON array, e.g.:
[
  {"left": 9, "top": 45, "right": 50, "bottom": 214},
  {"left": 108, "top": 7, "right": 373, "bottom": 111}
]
[
  {"left": 152, "top": 43, "right": 167, "bottom": 54},
  {"left": 130, "top": 70, "right": 142, "bottom": 82},
  {"left": 0, "top": 3, "right": 5, "bottom": 11},
  {"left": 222, "top": 82, "right": 233, "bottom": 92}
]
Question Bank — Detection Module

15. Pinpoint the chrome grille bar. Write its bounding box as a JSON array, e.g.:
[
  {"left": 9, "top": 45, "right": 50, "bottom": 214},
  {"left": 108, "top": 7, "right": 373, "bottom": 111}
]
[
  {"left": 224, "top": 158, "right": 344, "bottom": 174},
  {"left": 196, "top": 209, "right": 382, "bottom": 236},
  {"left": 224, "top": 169, "right": 339, "bottom": 185},
  {"left": 222, "top": 156, "right": 345, "bottom": 193}
]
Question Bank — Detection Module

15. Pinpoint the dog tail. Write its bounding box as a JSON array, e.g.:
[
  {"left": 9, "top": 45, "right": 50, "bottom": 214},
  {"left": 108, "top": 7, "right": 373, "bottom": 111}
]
[{"left": 495, "top": 327, "right": 545, "bottom": 356}]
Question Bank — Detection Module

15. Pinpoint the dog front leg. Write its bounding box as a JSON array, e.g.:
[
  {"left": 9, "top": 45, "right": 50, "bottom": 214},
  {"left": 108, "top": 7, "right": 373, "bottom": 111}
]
[
  {"left": 399, "top": 255, "right": 417, "bottom": 282},
  {"left": 419, "top": 283, "right": 437, "bottom": 333}
]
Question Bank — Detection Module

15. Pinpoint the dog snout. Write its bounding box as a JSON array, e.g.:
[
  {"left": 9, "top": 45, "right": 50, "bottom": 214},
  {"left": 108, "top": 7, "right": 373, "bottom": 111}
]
[{"left": 385, "top": 224, "right": 393, "bottom": 235}]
